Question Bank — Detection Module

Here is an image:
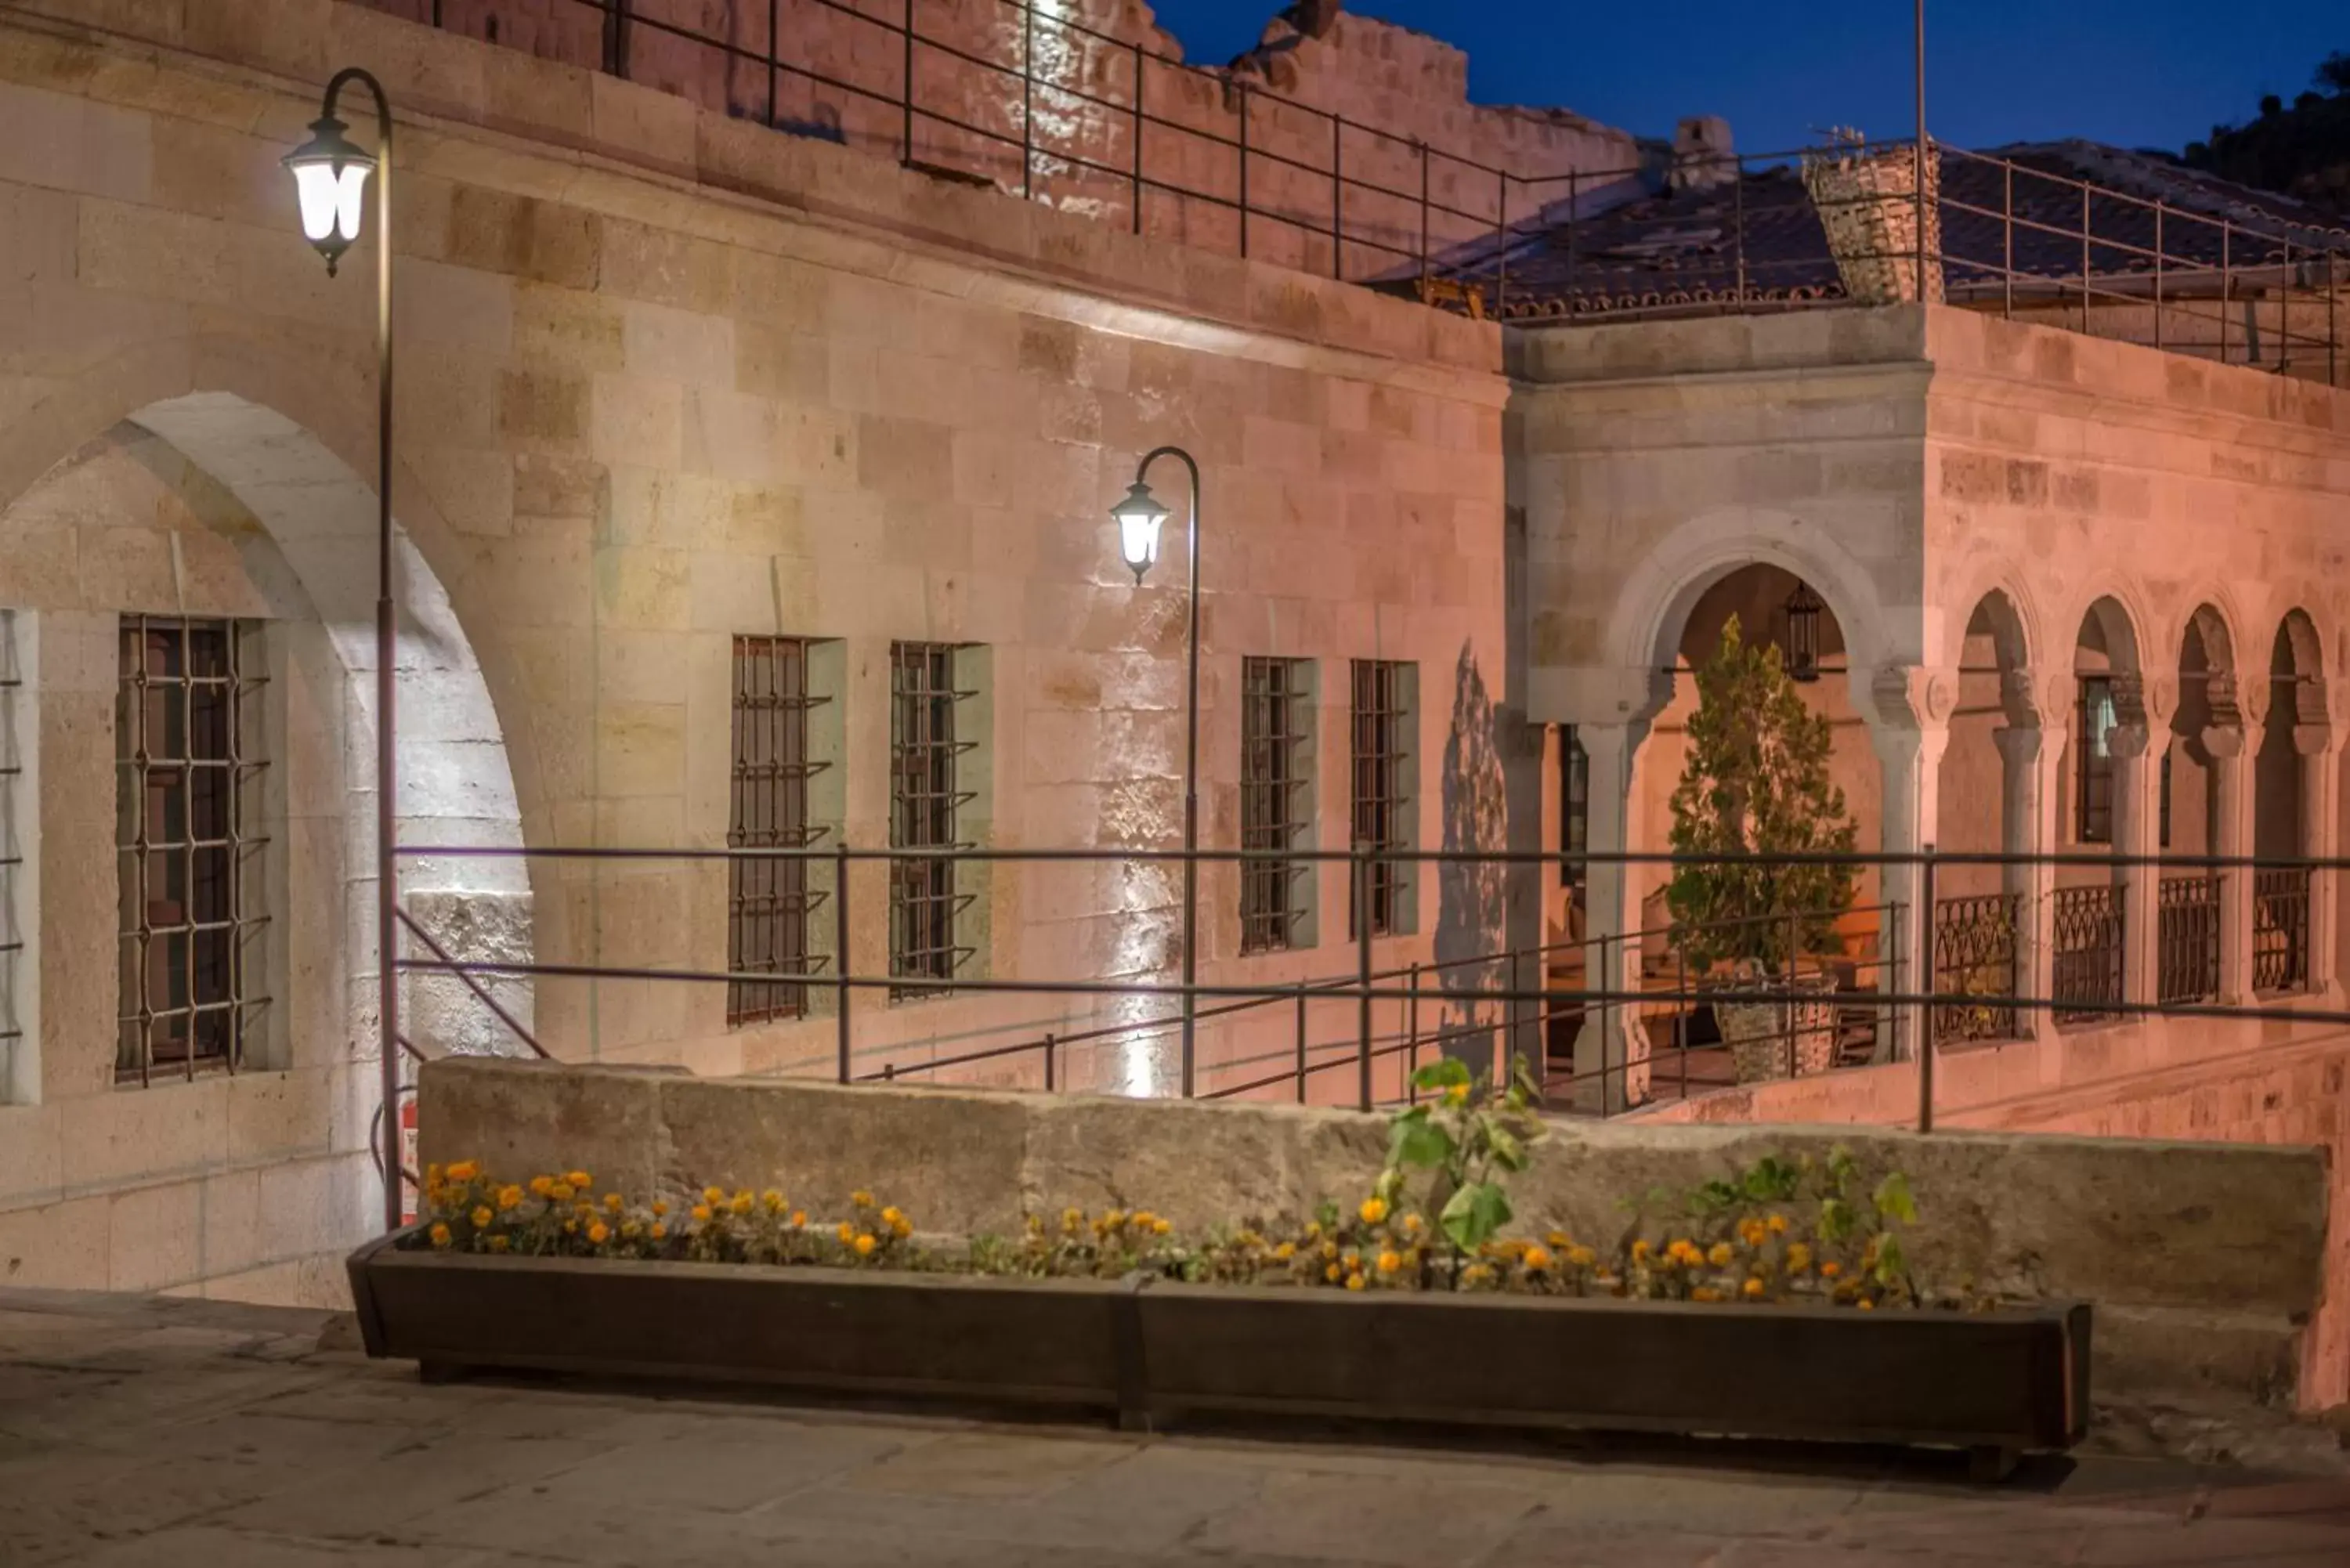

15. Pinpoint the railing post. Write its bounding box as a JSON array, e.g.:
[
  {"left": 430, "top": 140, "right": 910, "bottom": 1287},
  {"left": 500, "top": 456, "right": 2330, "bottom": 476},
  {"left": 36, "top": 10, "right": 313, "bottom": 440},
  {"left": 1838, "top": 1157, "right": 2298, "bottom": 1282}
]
[
  {"left": 1237, "top": 81, "right": 1249, "bottom": 259},
  {"left": 1675, "top": 943, "right": 1687, "bottom": 1104},
  {"left": 1505, "top": 947, "right": 1522, "bottom": 1087},
  {"left": 1733, "top": 159, "right": 1748, "bottom": 301},
  {"left": 2222, "top": 221, "right": 2232, "bottom": 364},
  {"left": 602, "top": 0, "right": 631, "bottom": 78},
  {"left": 1043, "top": 1031, "right": 1056, "bottom": 1093},
  {"left": 1417, "top": 142, "right": 1430, "bottom": 284},
  {"left": 1021, "top": 0, "right": 1033, "bottom": 201},
  {"left": 2079, "top": 184, "right": 2091, "bottom": 336},
  {"left": 899, "top": 0, "right": 914, "bottom": 165},
  {"left": 2153, "top": 203, "right": 2165, "bottom": 353},
  {"left": 1783, "top": 905, "right": 1798, "bottom": 1080},
  {"left": 1495, "top": 171, "right": 1508, "bottom": 316},
  {"left": 1130, "top": 42, "right": 1144, "bottom": 237},
  {"left": 1565, "top": 168, "right": 1578, "bottom": 304},
  {"left": 1295, "top": 981, "right": 1309, "bottom": 1105},
  {"left": 1405, "top": 961, "right": 1422, "bottom": 1098},
  {"left": 765, "top": 0, "right": 778, "bottom": 130},
  {"left": 2002, "top": 159, "right": 2013, "bottom": 320},
  {"left": 834, "top": 840, "right": 851, "bottom": 1084},
  {"left": 1330, "top": 115, "right": 1343, "bottom": 280},
  {"left": 2329, "top": 249, "right": 2338, "bottom": 388},
  {"left": 1355, "top": 844, "right": 1373, "bottom": 1111},
  {"left": 1918, "top": 845, "right": 1937, "bottom": 1133}
]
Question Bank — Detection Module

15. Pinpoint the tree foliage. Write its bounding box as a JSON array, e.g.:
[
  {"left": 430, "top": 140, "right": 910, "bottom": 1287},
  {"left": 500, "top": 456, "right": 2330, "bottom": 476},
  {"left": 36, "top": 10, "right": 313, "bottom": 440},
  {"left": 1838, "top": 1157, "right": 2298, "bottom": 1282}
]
[
  {"left": 2182, "top": 50, "right": 2350, "bottom": 216},
  {"left": 1664, "top": 614, "right": 1858, "bottom": 973}
]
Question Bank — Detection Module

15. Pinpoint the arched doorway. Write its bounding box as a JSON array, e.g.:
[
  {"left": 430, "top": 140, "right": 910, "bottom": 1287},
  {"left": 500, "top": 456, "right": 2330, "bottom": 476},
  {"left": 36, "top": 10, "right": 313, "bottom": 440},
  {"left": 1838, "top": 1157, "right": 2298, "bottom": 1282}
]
[
  {"left": 1931, "top": 590, "right": 2034, "bottom": 1042},
  {"left": 2055, "top": 596, "right": 2148, "bottom": 1024},
  {"left": 2156, "top": 605, "right": 2236, "bottom": 1007},
  {"left": 2253, "top": 609, "right": 2325, "bottom": 995}
]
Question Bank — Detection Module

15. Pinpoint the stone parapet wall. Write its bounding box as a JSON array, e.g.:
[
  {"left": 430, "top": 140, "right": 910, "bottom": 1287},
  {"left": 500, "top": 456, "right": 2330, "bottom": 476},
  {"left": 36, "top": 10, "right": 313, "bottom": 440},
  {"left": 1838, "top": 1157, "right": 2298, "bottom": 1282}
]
[
  {"left": 344, "top": 0, "right": 1641, "bottom": 280},
  {"left": 422, "top": 1054, "right": 2332, "bottom": 1414}
]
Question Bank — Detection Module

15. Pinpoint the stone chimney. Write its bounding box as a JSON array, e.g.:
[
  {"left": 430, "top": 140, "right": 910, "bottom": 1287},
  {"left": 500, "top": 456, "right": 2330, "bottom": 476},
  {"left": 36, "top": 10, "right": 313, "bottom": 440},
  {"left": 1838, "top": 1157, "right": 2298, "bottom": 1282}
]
[{"left": 1668, "top": 115, "right": 1737, "bottom": 193}]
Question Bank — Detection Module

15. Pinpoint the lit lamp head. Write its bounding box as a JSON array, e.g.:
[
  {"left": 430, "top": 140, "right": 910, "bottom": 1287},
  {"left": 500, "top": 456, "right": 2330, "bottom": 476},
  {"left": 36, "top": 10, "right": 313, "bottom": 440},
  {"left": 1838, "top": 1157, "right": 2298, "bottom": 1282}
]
[
  {"left": 1110, "top": 479, "right": 1170, "bottom": 586},
  {"left": 283, "top": 111, "right": 376, "bottom": 276},
  {"left": 1782, "top": 580, "right": 1824, "bottom": 684}
]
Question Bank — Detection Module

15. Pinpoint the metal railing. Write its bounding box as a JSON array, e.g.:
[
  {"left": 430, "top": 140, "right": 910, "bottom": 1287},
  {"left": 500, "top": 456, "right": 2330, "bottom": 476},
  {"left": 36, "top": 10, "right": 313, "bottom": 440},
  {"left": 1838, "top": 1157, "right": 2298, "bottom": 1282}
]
[
  {"left": 2157, "top": 874, "right": 2222, "bottom": 1006},
  {"left": 1932, "top": 892, "right": 2019, "bottom": 1042},
  {"left": 2254, "top": 866, "right": 2312, "bottom": 995},
  {"left": 2051, "top": 884, "right": 2127, "bottom": 1024},
  {"left": 367, "top": 4, "right": 2348, "bottom": 378}
]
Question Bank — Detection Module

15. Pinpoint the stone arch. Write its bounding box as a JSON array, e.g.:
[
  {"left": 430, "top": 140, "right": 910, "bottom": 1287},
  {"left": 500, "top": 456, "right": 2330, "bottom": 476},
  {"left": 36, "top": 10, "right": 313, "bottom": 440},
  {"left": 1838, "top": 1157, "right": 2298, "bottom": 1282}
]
[
  {"left": 0, "top": 342, "right": 537, "bottom": 1055},
  {"left": 1601, "top": 508, "right": 1898, "bottom": 726},
  {"left": 1933, "top": 588, "right": 2036, "bottom": 902},
  {"left": 2271, "top": 607, "right": 2328, "bottom": 729},
  {"left": 2255, "top": 608, "right": 2326, "bottom": 862}
]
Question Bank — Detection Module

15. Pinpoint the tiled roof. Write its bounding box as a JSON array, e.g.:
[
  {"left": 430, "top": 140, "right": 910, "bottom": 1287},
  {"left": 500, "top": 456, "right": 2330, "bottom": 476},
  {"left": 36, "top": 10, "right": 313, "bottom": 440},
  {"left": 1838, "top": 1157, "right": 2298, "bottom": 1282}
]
[{"left": 1426, "top": 140, "right": 2350, "bottom": 320}]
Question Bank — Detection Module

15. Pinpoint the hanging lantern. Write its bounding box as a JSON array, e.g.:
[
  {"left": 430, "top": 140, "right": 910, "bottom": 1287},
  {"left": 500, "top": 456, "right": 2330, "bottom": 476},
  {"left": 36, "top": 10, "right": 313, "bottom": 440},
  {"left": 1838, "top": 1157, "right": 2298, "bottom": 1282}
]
[{"left": 1783, "top": 582, "right": 1824, "bottom": 683}]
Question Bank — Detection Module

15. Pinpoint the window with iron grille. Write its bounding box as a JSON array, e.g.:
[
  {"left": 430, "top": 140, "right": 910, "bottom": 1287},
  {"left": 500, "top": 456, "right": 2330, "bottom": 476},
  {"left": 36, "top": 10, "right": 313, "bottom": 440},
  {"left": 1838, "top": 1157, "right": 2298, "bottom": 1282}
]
[
  {"left": 115, "top": 616, "right": 266, "bottom": 1085},
  {"left": 1349, "top": 659, "right": 1413, "bottom": 938},
  {"left": 1559, "top": 724, "right": 1588, "bottom": 892},
  {"left": 1240, "top": 657, "right": 1311, "bottom": 953},
  {"left": 890, "top": 641, "right": 974, "bottom": 999},
  {"left": 2075, "top": 676, "right": 2115, "bottom": 844},
  {"left": 728, "top": 636, "right": 832, "bottom": 1027}
]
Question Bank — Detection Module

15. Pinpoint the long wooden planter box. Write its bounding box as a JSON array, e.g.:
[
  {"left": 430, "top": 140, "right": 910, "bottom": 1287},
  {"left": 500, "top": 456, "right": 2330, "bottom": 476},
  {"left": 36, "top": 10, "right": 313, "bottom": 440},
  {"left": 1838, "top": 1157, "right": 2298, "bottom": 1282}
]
[{"left": 349, "top": 1230, "right": 2089, "bottom": 1471}]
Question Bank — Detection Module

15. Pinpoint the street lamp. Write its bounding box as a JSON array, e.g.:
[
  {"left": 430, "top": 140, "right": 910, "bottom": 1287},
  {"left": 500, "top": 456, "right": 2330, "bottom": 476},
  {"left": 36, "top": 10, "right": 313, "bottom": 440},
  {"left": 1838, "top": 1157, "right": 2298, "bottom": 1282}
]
[
  {"left": 1108, "top": 448, "right": 1202, "bottom": 1097},
  {"left": 287, "top": 68, "right": 403, "bottom": 1230}
]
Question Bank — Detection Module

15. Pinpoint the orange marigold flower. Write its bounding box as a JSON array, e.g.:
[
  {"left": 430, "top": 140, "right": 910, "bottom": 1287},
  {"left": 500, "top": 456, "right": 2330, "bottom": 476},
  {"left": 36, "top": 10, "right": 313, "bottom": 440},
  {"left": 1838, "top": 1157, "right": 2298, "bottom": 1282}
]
[
  {"left": 649, "top": 1222, "right": 668, "bottom": 1241},
  {"left": 1742, "top": 1277, "right": 1766, "bottom": 1299},
  {"left": 1707, "top": 1241, "right": 1735, "bottom": 1268},
  {"left": 729, "top": 1192, "right": 754, "bottom": 1216},
  {"left": 1376, "top": 1249, "right": 1401, "bottom": 1275},
  {"left": 603, "top": 1193, "right": 624, "bottom": 1213},
  {"left": 562, "top": 1219, "right": 577, "bottom": 1234},
  {"left": 497, "top": 1185, "right": 524, "bottom": 1211},
  {"left": 837, "top": 1222, "right": 856, "bottom": 1245},
  {"left": 853, "top": 1234, "right": 877, "bottom": 1257},
  {"left": 1567, "top": 1245, "right": 1597, "bottom": 1268},
  {"left": 889, "top": 1217, "right": 912, "bottom": 1239},
  {"left": 1402, "top": 1214, "right": 1424, "bottom": 1235},
  {"left": 446, "top": 1161, "right": 479, "bottom": 1183},
  {"left": 765, "top": 1189, "right": 786, "bottom": 1212},
  {"left": 850, "top": 1190, "right": 875, "bottom": 1208},
  {"left": 1358, "top": 1197, "right": 1388, "bottom": 1226},
  {"left": 1523, "top": 1245, "right": 1553, "bottom": 1272},
  {"left": 549, "top": 1181, "right": 575, "bottom": 1202},
  {"left": 564, "top": 1171, "right": 591, "bottom": 1190},
  {"left": 588, "top": 1221, "right": 610, "bottom": 1245},
  {"left": 1274, "top": 1241, "right": 1296, "bottom": 1260},
  {"left": 702, "top": 1186, "right": 725, "bottom": 1205},
  {"left": 1344, "top": 1272, "right": 1365, "bottom": 1292},
  {"left": 1766, "top": 1213, "right": 1789, "bottom": 1235},
  {"left": 1546, "top": 1229, "right": 1569, "bottom": 1248},
  {"left": 1785, "top": 1243, "right": 1813, "bottom": 1274},
  {"left": 1691, "top": 1286, "right": 1722, "bottom": 1302},
  {"left": 790, "top": 1210, "right": 807, "bottom": 1228},
  {"left": 486, "top": 1234, "right": 511, "bottom": 1253},
  {"left": 428, "top": 1223, "right": 453, "bottom": 1248},
  {"left": 529, "top": 1176, "right": 554, "bottom": 1198},
  {"left": 1152, "top": 1218, "right": 1170, "bottom": 1235},
  {"left": 1820, "top": 1261, "right": 1842, "bottom": 1279},
  {"left": 470, "top": 1206, "right": 494, "bottom": 1229},
  {"left": 1631, "top": 1239, "right": 1653, "bottom": 1263},
  {"left": 1324, "top": 1263, "right": 1342, "bottom": 1283},
  {"left": 692, "top": 1204, "right": 713, "bottom": 1223},
  {"left": 1856, "top": 1298, "right": 1875, "bottom": 1311},
  {"left": 651, "top": 1199, "right": 669, "bottom": 1216}
]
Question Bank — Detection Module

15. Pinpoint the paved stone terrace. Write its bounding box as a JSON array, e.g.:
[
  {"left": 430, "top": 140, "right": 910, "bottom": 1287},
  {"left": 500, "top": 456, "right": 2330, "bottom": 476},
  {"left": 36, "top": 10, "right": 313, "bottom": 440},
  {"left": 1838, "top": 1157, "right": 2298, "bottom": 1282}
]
[{"left": 2, "top": 1288, "right": 2348, "bottom": 1566}]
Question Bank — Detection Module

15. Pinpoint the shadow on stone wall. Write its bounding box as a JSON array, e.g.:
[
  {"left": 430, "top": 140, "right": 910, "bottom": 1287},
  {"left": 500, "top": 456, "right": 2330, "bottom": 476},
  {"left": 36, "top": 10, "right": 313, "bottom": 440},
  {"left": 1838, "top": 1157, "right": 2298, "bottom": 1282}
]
[{"left": 1436, "top": 642, "right": 1509, "bottom": 1078}]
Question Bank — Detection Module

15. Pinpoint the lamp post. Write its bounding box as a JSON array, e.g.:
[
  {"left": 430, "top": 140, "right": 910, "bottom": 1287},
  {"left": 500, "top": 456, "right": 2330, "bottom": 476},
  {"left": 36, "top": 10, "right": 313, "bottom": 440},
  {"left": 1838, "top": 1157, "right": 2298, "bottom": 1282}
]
[
  {"left": 285, "top": 70, "right": 401, "bottom": 1230},
  {"left": 1109, "top": 448, "right": 1202, "bottom": 1097}
]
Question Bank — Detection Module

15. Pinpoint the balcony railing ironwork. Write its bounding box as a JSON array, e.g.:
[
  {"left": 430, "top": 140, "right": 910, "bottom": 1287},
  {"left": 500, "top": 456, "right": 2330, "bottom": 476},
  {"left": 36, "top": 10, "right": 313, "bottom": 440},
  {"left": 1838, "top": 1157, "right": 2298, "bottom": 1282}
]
[
  {"left": 2051, "top": 884, "right": 2126, "bottom": 1025},
  {"left": 2254, "top": 867, "right": 2312, "bottom": 994},
  {"left": 1932, "top": 892, "right": 2019, "bottom": 1042},
  {"left": 2157, "top": 875, "right": 2221, "bottom": 1006}
]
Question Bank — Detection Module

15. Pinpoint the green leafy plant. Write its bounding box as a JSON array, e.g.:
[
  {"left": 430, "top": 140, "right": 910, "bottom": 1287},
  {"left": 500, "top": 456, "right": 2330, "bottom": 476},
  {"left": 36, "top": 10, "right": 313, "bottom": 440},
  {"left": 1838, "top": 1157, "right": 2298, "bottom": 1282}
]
[
  {"left": 1665, "top": 613, "right": 1859, "bottom": 973},
  {"left": 1379, "top": 1057, "right": 1546, "bottom": 1276}
]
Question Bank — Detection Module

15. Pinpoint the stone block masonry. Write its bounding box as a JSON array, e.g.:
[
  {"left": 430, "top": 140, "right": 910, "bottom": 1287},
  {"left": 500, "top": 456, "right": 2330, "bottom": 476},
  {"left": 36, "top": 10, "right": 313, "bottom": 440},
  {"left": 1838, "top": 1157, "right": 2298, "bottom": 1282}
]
[{"left": 422, "top": 1055, "right": 2331, "bottom": 1418}]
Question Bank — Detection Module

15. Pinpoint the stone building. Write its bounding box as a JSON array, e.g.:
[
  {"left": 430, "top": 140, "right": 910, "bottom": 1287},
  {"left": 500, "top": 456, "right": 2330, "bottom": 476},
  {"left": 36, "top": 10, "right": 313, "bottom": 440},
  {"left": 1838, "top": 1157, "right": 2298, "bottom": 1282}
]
[{"left": 0, "top": 0, "right": 2346, "bottom": 1324}]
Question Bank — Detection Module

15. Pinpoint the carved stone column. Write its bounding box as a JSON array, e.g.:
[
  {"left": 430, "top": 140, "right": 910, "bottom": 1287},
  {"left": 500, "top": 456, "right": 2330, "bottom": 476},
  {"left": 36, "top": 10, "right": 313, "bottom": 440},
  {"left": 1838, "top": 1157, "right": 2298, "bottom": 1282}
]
[
  {"left": 2206, "top": 670, "right": 2259, "bottom": 1004},
  {"left": 1993, "top": 667, "right": 2066, "bottom": 1042},
  {"left": 2294, "top": 697, "right": 2343, "bottom": 999},
  {"left": 2109, "top": 671, "right": 2174, "bottom": 1012},
  {"left": 1867, "top": 665, "right": 1954, "bottom": 1062},
  {"left": 1571, "top": 719, "right": 1652, "bottom": 1113}
]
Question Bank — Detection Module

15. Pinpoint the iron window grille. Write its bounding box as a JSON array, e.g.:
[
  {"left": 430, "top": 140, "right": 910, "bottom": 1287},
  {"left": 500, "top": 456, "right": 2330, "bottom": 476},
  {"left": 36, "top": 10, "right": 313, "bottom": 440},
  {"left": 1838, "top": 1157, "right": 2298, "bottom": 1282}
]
[
  {"left": 890, "top": 641, "right": 976, "bottom": 999},
  {"left": 1559, "top": 724, "right": 1588, "bottom": 892},
  {"left": 2050, "top": 883, "right": 2125, "bottom": 1025},
  {"left": 2156, "top": 874, "right": 2221, "bottom": 1006},
  {"left": 1240, "top": 657, "right": 1311, "bottom": 954},
  {"left": 2253, "top": 867, "right": 2312, "bottom": 995},
  {"left": 2075, "top": 675, "right": 2116, "bottom": 844},
  {"left": 1349, "top": 659, "right": 1412, "bottom": 938},
  {"left": 728, "top": 636, "right": 832, "bottom": 1026},
  {"left": 115, "top": 616, "right": 268, "bottom": 1085}
]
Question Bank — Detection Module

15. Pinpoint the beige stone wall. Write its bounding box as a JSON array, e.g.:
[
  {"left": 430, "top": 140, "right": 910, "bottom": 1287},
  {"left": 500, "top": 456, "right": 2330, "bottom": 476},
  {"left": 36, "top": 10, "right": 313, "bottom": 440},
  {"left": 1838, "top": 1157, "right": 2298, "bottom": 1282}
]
[
  {"left": 345, "top": 0, "right": 1641, "bottom": 280},
  {"left": 0, "top": 432, "right": 372, "bottom": 1306},
  {"left": 0, "top": 0, "right": 1522, "bottom": 1306},
  {"left": 420, "top": 1053, "right": 2334, "bottom": 1414}
]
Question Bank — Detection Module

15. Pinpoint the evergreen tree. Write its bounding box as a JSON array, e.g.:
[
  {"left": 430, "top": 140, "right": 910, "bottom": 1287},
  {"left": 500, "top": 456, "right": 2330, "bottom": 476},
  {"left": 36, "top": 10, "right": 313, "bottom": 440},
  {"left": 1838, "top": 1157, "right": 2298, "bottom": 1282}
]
[{"left": 1665, "top": 614, "right": 1859, "bottom": 972}]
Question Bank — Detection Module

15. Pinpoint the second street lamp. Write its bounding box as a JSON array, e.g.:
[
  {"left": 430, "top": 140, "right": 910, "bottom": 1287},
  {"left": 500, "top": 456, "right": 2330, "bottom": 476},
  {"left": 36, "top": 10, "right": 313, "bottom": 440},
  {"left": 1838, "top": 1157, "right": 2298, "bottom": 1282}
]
[
  {"left": 1109, "top": 448, "right": 1202, "bottom": 1096},
  {"left": 286, "top": 67, "right": 403, "bottom": 1229}
]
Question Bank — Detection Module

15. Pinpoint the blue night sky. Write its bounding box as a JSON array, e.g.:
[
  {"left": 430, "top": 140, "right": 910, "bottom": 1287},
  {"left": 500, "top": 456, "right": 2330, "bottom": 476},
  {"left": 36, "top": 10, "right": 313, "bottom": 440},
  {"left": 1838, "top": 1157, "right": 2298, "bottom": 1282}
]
[{"left": 1148, "top": 1, "right": 2342, "bottom": 158}]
